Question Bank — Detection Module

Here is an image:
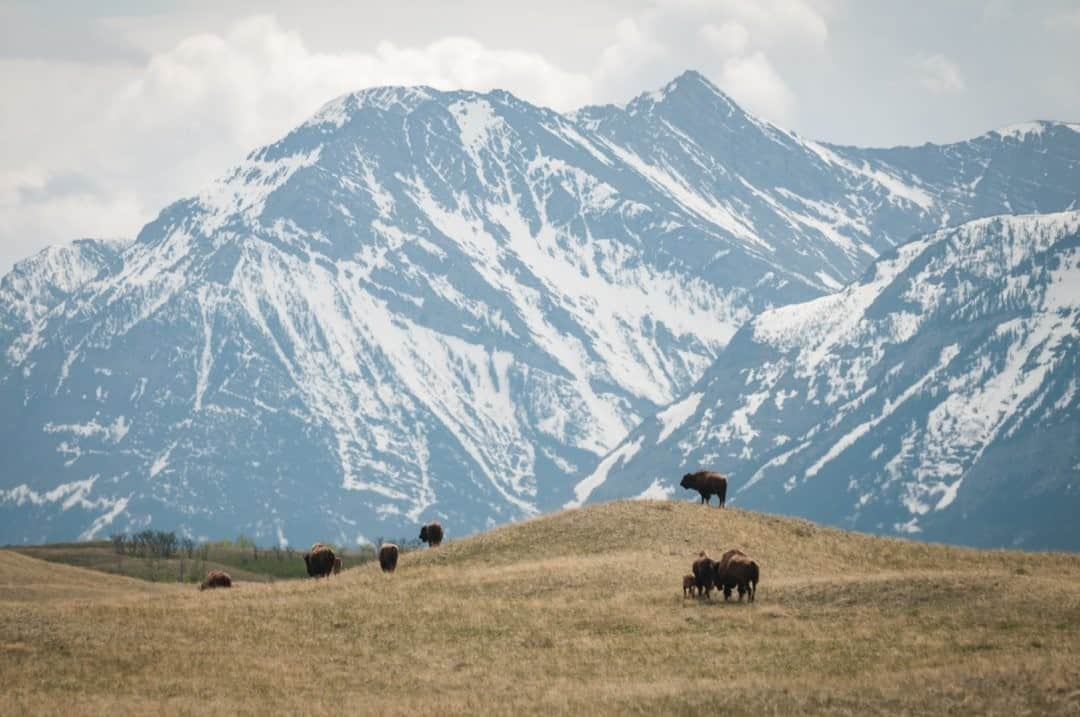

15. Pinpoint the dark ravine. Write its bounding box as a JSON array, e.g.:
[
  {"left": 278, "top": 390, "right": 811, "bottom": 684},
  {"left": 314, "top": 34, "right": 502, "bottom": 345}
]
[{"left": 2, "top": 71, "right": 1079, "bottom": 546}]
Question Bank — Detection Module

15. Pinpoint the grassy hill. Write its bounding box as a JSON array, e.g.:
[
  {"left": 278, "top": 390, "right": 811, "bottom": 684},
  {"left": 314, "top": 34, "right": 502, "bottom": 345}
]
[{"left": 2, "top": 501, "right": 1079, "bottom": 715}]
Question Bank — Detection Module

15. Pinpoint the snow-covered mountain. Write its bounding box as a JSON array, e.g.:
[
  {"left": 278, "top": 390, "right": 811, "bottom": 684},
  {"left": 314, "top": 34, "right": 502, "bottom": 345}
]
[
  {"left": 582, "top": 212, "right": 1080, "bottom": 550},
  {"left": 2, "top": 71, "right": 1079, "bottom": 545},
  {"left": 0, "top": 239, "right": 128, "bottom": 351}
]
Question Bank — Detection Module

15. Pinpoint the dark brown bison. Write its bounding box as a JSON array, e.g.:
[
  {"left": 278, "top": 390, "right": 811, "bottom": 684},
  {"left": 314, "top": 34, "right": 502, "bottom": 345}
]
[
  {"left": 680, "top": 471, "right": 728, "bottom": 507},
  {"left": 419, "top": 522, "right": 444, "bottom": 548},
  {"left": 304, "top": 543, "right": 336, "bottom": 578},
  {"left": 378, "top": 543, "right": 399, "bottom": 573},
  {"left": 682, "top": 574, "right": 697, "bottom": 598},
  {"left": 333, "top": 556, "right": 343, "bottom": 575},
  {"left": 199, "top": 570, "right": 232, "bottom": 591},
  {"left": 713, "top": 548, "right": 747, "bottom": 600},
  {"left": 692, "top": 552, "right": 719, "bottom": 599},
  {"left": 716, "top": 553, "right": 759, "bottom": 602}
]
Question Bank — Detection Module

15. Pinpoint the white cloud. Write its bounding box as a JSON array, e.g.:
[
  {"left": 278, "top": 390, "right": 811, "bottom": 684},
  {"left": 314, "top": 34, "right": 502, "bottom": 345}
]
[
  {"left": 719, "top": 52, "right": 797, "bottom": 122},
  {"left": 700, "top": 22, "right": 751, "bottom": 57},
  {"left": 592, "top": 0, "right": 827, "bottom": 116},
  {"left": 913, "top": 54, "right": 966, "bottom": 95}
]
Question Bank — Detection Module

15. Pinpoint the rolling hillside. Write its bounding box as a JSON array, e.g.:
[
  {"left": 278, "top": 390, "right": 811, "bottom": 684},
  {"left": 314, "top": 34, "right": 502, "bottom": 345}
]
[{"left": 2, "top": 501, "right": 1078, "bottom": 715}]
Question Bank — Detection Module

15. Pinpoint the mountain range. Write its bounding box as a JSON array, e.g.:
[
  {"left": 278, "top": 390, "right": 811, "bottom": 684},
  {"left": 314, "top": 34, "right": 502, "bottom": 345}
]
[
  {"left": 2, "top": 70, "right": 1078, "bottom": 547},
  {"left": 581, "top": 211, "right": 1080, "bottom": 550}
]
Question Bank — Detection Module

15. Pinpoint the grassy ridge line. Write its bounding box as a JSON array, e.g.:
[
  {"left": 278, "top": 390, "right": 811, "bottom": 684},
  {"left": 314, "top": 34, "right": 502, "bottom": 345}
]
[{"left": 2, "top": 501, "right": 1079, "bottom": 715}]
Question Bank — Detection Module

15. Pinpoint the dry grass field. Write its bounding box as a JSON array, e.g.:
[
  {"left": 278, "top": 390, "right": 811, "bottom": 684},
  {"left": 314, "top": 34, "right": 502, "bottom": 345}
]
[{"left": 2, "top": 500, "right": 1079, "bottom": 715}]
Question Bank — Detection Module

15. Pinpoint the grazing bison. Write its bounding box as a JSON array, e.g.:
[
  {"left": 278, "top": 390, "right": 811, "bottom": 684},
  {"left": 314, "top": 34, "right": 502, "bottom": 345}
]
[
  {"left": 378, "top": 543, "right": 399, "bottom": 573},
  {"left": 304, "top": 543, "right": 336, "bottom": 578},
  {"left": 333, "top": 556, "right": 343, "bottom": 575},
  {"left": 682, "top": 574, "right": 697, "bottom": 598},
  {"left": 692, "top": 552, "right": 719, "bottom": 599},
  {"left": 200, "top": 570, "right": 232, "bottom": 591},
  {"left": 419, "top": 522, "right": 444, "bottom": 548},
  {"left": 680, "top": 471, "right": 728, "bottom": 507},
  {"left": 712, "top": 549, "right": 746, "bottom": 600},
  {"left": 716, "top": 553, "right": 759, "bottom": 602}
]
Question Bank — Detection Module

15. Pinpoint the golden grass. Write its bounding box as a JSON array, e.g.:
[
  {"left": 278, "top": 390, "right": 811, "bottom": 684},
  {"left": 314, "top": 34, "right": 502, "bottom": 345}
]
[{"left": 2, "top": 501, "right": 1079, "bottom": 715}]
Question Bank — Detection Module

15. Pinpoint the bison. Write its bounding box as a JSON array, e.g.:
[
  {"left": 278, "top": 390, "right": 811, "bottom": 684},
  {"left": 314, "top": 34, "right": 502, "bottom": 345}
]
[
  {"left": 419, "top": 522, "right": 444, "bottom": 548},
  {"left": 682, "top": 574, "right": 697, "bottom": 598},
  {"left": 715, "top": 553, "right": 759, "bottom": 602},
  {"left": 304, "top": 543, "right": 336, "bottom": 578},
  {"left": 333, "top": 556, "right": 343, "bottom": 575},
  {"left": 199, "top": 570, "right": 232, "bottom": 591},
  {"left": 378, "top": 543, "right": 399, "bottom": 573},
  {"left": 692, "top": 552, "right": 719, "bottom": 599},
  {"left": 713, "top": 548, "right": 746, "bottom": 600},
  {"left": 680, "top": 471, "right": 728, "bottom": 507}
]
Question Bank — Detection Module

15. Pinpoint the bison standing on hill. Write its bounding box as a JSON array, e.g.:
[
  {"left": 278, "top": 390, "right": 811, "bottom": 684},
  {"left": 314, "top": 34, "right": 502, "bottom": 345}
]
[
  {"left": 716, "top": 553, "right": 759, "bottom": 602},
  {"left": 304, "top": 543, "right": 336, "bottom": 578},
  {"left": 692, "top": 552, "right": 719, "bottom": 599},
  {"left": 680, "top": 471, "right": 728, "bottom": 507},
  {"left": 379, "top": 543, "right": 399, "bottom": 573},
  {"left": 713, "top": 548, "right": 747, "bottom": 600},
  {"left": 419, "top": 522, "right": 444, "bottom": 548},
  {"left": 199, "top": 570, "right": 232, "bottom": 591}
]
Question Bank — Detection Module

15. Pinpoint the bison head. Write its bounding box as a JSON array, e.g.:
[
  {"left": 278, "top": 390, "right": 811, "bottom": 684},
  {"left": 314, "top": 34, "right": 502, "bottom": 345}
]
[
  {"left": 419, "top": 526, "right": 428, "bottom": 542},
  {"left": 680, "top": 474, "right": 693, "bottom": 488}
]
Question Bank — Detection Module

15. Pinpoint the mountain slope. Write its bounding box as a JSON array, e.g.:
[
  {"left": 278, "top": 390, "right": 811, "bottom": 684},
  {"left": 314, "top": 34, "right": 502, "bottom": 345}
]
[
  {"left": 2, "top": 71, "right": 1079, "bottom": 545},
  {"left": 0, "top": 238, "right": 127, "bottom": 364},
  {"left": 584, "top": 211, "right": 1080, "bottom": 550}
]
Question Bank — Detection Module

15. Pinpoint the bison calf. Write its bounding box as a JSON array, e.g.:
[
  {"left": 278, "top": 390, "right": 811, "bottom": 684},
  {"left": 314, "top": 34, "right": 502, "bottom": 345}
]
[
  {"left": 682, "top": 574, "right": 697, "bottom": 597},
  {"left": 379, "top": 543, "right": 399, "bottom": 573},
  {"left": 680, "top": 471, "right": 728, "bottom": 507},
  {"left": 419, "top": 522, "right": 444, "bottom": 548},
  {"left": 199, "top": 570, "right": 232, "bottom": 591},
  {"left": 333, "top": 556, "right": 343, "bottom": 575}
]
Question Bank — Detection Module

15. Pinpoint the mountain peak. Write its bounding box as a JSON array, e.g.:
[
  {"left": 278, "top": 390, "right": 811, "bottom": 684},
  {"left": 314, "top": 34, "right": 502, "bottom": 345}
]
[
  {"left": 987, "top": 120, "right": 1080, "bottom": 141},
  {"left": 622, "top": 68, "right": 747, "bottom": 122},
  {"left": 306, "top": 85, "right": 438, "bottom": 128},
  {"left": 666, "top": 69, "right": 725, "bottom": 95}
]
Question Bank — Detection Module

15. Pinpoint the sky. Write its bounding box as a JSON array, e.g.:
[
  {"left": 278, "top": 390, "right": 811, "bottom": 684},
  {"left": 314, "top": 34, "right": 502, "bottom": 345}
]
[{"left": 1, "top": 0, "right": 1079, "bottom": 272}]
